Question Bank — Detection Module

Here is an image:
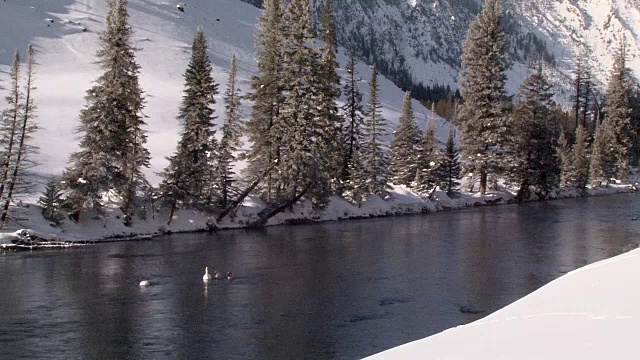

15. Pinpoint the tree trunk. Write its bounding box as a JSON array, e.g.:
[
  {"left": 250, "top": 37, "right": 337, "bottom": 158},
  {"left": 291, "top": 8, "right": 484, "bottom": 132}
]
[
  {"left": 479, "top": 167, "right": 488, "bottom": 195},
  {"left": 216, "top": 164, "right": 276, "bottom": 223},
  {"left": 167, "top": 198, "right": 177, "bottom": 226},
  {"left": 249, "top": 182, "right": 312, "bottom": 228}
]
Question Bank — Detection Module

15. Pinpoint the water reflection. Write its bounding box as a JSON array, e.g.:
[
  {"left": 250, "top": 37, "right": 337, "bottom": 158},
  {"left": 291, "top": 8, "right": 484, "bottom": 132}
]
[{"left": 1, "top": 194, "right": 639, "bottom": 359}]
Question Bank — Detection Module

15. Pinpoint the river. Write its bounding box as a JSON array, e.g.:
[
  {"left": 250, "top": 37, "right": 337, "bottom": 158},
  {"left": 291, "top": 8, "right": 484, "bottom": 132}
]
[{"left": 1, "top": 194, "right": 639, "bottom": 359}]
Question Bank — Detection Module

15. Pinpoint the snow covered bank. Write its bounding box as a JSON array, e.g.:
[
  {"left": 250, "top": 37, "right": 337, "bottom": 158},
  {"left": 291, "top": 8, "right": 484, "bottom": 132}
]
[
  {"left": 365, "top": 240, "right": 640, "bottom": 360},
  {"left": 0, "top": 184, "right": 632, "bottom": 243}
]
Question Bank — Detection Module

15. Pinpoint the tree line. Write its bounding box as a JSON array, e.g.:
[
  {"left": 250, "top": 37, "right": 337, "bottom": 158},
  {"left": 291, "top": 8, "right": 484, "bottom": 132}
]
[
  {"left": 456, "top": 0, "right": 638, "bottom": 200},
  {"left": 0, "top": 0, "right": 637, "bottom": 229}
]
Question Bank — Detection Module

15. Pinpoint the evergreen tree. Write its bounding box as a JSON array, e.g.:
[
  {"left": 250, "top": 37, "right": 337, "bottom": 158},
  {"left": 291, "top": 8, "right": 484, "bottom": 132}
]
[
  {"left": 558, "top": 131, "right": 573, "bottom": 186},
  {"left": 274, "top": 0, "right": 325, "bottom": 205},
  {"left": 457, "top": 0, "right": 510, "bottom": 195},
  {"left": 361, "top": 65, "right": 389, "bottom": 197},
  {"left": 0, "top": 50, "right": 22, "bottom": 206},
  {"left": 590, "top": 120, "right": 607, "bottom": 187},
  {"left": 38, "top": 177, "right": 64, "bottom": 225},
  {"left": 436, "top": 127, "right": 462, "bottom": 194},
  {"left": 214, "top": 54, "right": 244, "bottom": 210},
  {"left": 244, "top": 0, "right": 285, "bottom": 202},
  {"left": 414, "top": 120, "right": 438, "bottom": 194},
  {"left": 343, "top": 148, "right": 367, "bottom": 205},
  {"left": 0, "top": 45, "right": 39, "bottom": 227},
  {"left": 568, "top": 125, "right": 590, "bottom": 188},
  {"left": 159, "top": 28, "right": 219, "bottom": 220},
  {"left": 309, "top": 0, "right": 343, "bottom": 204},
  {"left": 341, "top": 54, "right": 365, "bottom": 184},
  {"left": 605, "top": 40, "right": 632, "bottom": 181},
  {"left": 509, "top": 64, "right": 560, "bottom": 198},
  {"left": 590, "top": 117, "right": 617, "bottom": 186},
  {"left": 389, "top": 91, "right": 420, "bottom": 186},
  {"left": 63, "top": 0, "right": 149, "bottom": 222}
]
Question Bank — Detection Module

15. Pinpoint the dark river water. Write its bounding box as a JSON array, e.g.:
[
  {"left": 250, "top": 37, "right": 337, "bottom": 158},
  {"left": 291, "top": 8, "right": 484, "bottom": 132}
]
[{"left": 1, "top": 194, "right": 640, "bottom": 359}]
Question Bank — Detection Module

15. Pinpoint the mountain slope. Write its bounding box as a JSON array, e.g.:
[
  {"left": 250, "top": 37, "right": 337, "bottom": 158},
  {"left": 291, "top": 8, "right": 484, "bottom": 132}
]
[
  {"left": 243, "top": 0, "right": 639, "bottom": 100},
  {"left": 0, "top": 0, "right": 448, "bottom": 186}
]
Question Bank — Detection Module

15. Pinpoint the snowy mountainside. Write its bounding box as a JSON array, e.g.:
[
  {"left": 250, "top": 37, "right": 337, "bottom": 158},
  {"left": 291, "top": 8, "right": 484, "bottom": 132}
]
[
  {"left": 0, "top": 0, "right": 449, "bottom": 186},
  {"left": 509, "top": 0, "right": 640, "bottom": 92},
  {"left": 242, "top": 0, "right": 639, "bottom": 100}
]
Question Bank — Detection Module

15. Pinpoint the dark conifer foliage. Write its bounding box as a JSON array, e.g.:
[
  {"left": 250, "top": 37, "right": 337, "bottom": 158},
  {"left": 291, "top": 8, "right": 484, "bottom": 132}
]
[
  {"left": 457, "top": 0, "right": 510, "bottom": 195},
  {"left": 214, "top": 54, "right": 244, "bottom": 210},
  {"left": 436, "top": 127, "right": 462, "bottom": 195},
  {"left": 159, "top": 28, "right": 219, "bottom": 222},
  {"left": 389, "top": 91, "right": 420, "bottom": 187},
  {"left": 509, "top": 64, "right": 560, "bottom": 198},
  {"left": 63, "top": 0, "right": 149, "bottom": 223}
]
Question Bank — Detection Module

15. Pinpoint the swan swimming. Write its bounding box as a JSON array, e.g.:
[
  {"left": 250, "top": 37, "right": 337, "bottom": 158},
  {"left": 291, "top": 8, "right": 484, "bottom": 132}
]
[
  {"left": 203, "top": 267, "right": 212, "bottom": 282},
  {"left": 139, "top": 280, "right": 151, "bottom": 287}
]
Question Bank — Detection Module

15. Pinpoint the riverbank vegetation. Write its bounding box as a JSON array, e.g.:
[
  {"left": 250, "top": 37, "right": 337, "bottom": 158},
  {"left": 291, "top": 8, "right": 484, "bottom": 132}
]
[{"left": 1, "top": 0, "right": 639, "bottom": 235}]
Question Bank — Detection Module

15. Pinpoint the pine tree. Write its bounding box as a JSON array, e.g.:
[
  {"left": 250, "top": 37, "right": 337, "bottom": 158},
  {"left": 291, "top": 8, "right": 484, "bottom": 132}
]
[
  {"left": 558, "top": 131, "right": 573, "bottom": 186},
  {"left": 244, "top": 0, "right": 285, "bottom": 202},
  {"left": 436, "top": 127, "right": 462, "bottom": 194},
  {"left": 271, "top": 0, "right": 320, "bottom": 204},
  {"left": 605, "top": 40, "right": 632, "bottom": 181},
  {"left": 309, "top": 0, "right": 343, "bottom": 205},
  {"left": 63, "top": 0, "right": 149, "bottom": 222},
  {"left": 509, "top": 64, "right": 560, "bottom": 198},
  {"left": 457, "top": 0, "right": 510, "bottom": 195},
  {"left": 590, "top": 120, "right": 607, "bottom": 187},
  {"left": 361, "top": 65, "right": 389, "bottom": 198},
  {"left": 341, "top": 54, "right": 365, "bottom": 185},
  {"left": 414, "top": 120, "right": 438, "bottom": 194},
  {"left": 343, "top": 148, "right": 367, "bottom": 205},
  {"left": 389, "top": 91, "right": 420, "bottom": 186},
  {"left": 0, "top": 50, "right": 23, "bottom": 206},
  {"left": 159, "top": 28, "right": 219, "bottom": 221},
  {"left": 0, "top": 46, "right": 39, "bottom": 227},
  {"left": 569, "top": 125, "right": 590, "bottom": 189},
  {"left": 214, "top": 54, "right": 244, "bottom": 210},
  {"left": 39, "top": 177, "right": 64, "bottom": 225}
]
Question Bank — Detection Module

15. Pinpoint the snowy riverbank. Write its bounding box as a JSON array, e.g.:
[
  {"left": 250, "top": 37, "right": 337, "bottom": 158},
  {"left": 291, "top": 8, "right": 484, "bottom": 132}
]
[
  {"left": 0, "top": 184, "right": 633, "bottom": 243},
  {"left": 365, "top": 240, "right": 640, "bottom": 359}
]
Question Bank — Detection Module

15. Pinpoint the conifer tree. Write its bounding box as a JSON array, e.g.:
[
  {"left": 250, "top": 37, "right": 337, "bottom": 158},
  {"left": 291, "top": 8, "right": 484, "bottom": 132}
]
[
  {"left": 274, "top": 0, "right": 324, "bottom": 205},
  {"left": 569, "top": 125, "right": 590, "bottom": 189},
  {"left": 436, "top": 127, "right": 462, "bottom": 194},
  {"left": 214, "top": 54, "right": 244, "bottom": 210},
  {"left": 605, "top": 40, "right": 632, "bottom": 181},
  {"left": 558, "top": 131, "right": 573, "bottom": 186},
  {"left": 389, "top": 91, "right": 420, "bottom": 186},
  {"left": 361, "top": 65, "right": 389, "bottom": 197},
  {"left": 159, "top": 28, "right": 219, "bottom": 221},
  {"left": 63, "top": 0, "right": 149, "bottom": 222},
  {"left": 39, "top": 177, "right": 64, "bottom": 225},
  {"left": 244, "top": 0, "right": 285, "bottom": 202},
  {"left": 590, "top": 120, "right": 607, "bottom": 187},
  {"left": 0, "top": 50, "right": 22, "bottom": 206},
  {"left": 0, "top": 45, "right": 39, "bottom": 227},
  {"left": 310, "top": 0, "right": 343, "bottom": 204},
  {"left": 343, "top": 149, "right": 367, "bottom": 205},
  {"left": 414, "top": 120, "right": 438, "bottom": 194},
  {"left": 509, "top": 64, "right": 560, "bottom": 198},
  {"left": 341, "top": 54, "right": 365, "bottom": 183},
  {"left": 457, "top": 0, "right": 509, "bottom": 195}
]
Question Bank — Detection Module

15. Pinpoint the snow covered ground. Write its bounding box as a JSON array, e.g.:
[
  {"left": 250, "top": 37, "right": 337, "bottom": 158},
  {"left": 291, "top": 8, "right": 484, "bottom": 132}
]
[
  {"left": 0, "top": 183, "right": 631, "bottom": 242},
  {"left": 365, "top": 241, "right": 640, "bottom": 360}
]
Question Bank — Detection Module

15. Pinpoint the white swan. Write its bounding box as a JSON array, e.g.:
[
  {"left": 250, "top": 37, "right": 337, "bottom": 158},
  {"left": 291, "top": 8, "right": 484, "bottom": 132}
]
[
  {"left": 139, "top": 280, "right": 151, "bottom": 287},
  {"left": 203, "top": 267, "right": 212, "bottom": 282}
]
